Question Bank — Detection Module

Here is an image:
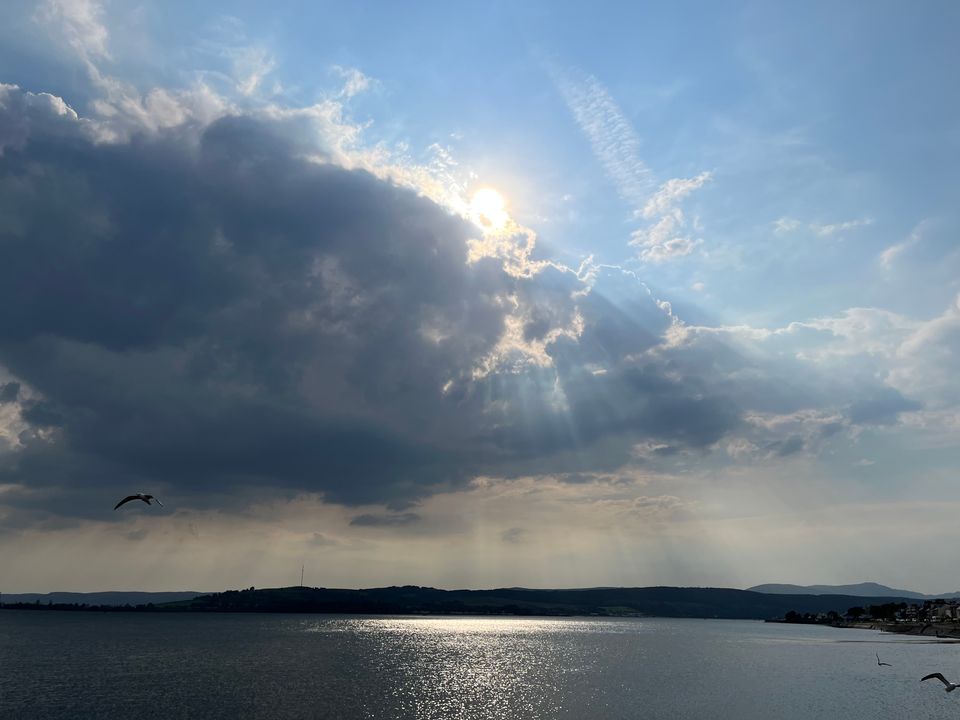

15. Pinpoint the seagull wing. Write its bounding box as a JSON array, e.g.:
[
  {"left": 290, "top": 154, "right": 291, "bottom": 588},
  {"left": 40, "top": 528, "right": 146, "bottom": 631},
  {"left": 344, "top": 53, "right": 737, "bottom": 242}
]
[
  {"left": 153, "top": 498, "right": 164, "bottom": 507},
  {"left": 922, "top": 673, "right": 950, "bottom": 686},
  {"left": 114, "top": 495, "right": 141, "bottom": 510}
]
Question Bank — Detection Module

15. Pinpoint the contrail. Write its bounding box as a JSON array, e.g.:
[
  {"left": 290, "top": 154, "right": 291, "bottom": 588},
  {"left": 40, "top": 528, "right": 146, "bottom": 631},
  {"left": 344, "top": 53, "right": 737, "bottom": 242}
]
[{"left": 547, "top": 63, "right": 655, "bottom": 209}]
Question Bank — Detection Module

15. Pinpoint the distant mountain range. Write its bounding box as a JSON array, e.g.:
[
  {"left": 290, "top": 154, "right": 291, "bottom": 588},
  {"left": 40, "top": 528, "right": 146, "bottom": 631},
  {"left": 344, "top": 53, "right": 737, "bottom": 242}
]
[
  {"left": 747, "top": 582, "right": 960, "bottom": 600},
  {"left": 0, "top": 591, "right": 206, "bottom": 606}
]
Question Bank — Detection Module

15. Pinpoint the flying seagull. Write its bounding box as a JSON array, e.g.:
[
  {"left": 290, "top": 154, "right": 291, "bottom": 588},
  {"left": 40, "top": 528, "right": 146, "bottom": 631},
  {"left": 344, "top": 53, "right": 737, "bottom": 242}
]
[
  {"left": 114, "top": 493, "right": 164, "bottom": 510},
  {"left": 876, "top": 653, "right": 892, "bottom": 667},
  {"left": 921, "top": 673, "right": 960, "bottom": 692}
]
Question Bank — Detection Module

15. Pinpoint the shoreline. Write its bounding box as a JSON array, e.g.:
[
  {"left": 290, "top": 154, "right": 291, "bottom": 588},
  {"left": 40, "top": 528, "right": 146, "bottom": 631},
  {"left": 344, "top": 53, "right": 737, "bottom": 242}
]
[
  {"left": 771, "top": 619, "right": 960, "bottom": 640},
  {"left": 867, "top": 621, "right": 960, "bottom": 640}
]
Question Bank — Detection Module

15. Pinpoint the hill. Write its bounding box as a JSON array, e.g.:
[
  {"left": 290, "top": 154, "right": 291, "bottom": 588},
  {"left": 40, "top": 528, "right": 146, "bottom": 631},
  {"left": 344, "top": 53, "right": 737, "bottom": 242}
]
[
  {"left": 747, "top": 582, "right": 960, "bottom": 600},
  {"left": 155, "top": 585, "right": 916, "bottom": 619},
  {"left": 1, "top": 591, "right": 207, "bottom": 606}
]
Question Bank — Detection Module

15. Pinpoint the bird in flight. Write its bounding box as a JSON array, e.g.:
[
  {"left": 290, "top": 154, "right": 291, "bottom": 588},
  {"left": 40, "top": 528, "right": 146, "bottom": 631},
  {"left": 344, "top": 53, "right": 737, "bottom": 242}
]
[
  {"left": 114, "top": 493, "right": 164, "bottom": 510},
  {"left": 921, "top": 673, "right": 960, "bottom": 692},
  {"left": 876, "top": 653, "right": 892, "bottom": 667}
]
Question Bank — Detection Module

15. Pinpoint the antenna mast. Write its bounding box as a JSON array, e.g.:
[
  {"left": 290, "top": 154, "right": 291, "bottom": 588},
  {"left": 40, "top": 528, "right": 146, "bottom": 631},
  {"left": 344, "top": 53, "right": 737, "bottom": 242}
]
[{"left": 300, "top": 564, "right": 304, "bottom": 587}]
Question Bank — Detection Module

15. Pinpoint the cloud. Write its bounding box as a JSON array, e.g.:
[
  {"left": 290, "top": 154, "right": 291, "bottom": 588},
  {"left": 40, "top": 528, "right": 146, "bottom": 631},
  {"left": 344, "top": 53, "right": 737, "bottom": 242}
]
[
  {"left": 124, "top": 527, "right": 148, "bottom": 542},
  {"left": 0, "top": 382, "right": 19, "bottom": 404},
  {"left": 333, "top": 66, "right": 373, "bottom": 99},
  {"left": 888, "top": 294, "right": 960, "bottom": 407},
  {"left": 2, "top": 58, "right": 947, "bottom": 542},
  {"left": 500, "top": 526, "right": 526, "bottom": 544},
  {"left": 548, "top": 65, "right": 654, "bottom": 208},
  {"left": 779, "top": 299, "right": 960, "bottom": 412},
  {"left": 31, "top": 1, "right": 234, "bottom": 143},
  {"left": 772, "top": 217, "right": 802, "bottom": 234},
  {"left": 879, "top": 220, "right": 929, "bottom": 269},
  {"left": 630, "top": 220, "right": 700, "bottom": 263},
  {"left": 350, "top": 512, "right": 421, "bottom": 528},
  {"left": 0, "top": 93, "right": 507, "bottom": 511},
  {"left": 0, "top": 0, "right": 956, "bottom": 596},
  {"left": 671, "top": 294, "right": 960, "bottom": 444},
  {"left": 308, "top": 532, "right": 338, "bottom": 547},
  {"left": 549, "top": 66, "right": 710, "bottom": 263},
  {"left": 810, "top": 217, "right": 872, "bottom": 237},
  {"left": 774, "top": 435, "right": 805, "bottom": 456},
  {"left": 772, "top": 216, "right": 873, "bottom": 238},
  {"left": 233, "top": 47, "right": 277, "bottom": 97},
  {"left": 0, "top": 83, "right": 81, "bottom": 154},
  {"left": 626, "top": 494, "right": 687, "bottom": 519},
  {"left": 36, "top": 0, "right": 110, "bottom": 63},
  {"left": 641, "top": 172, "right": 711, "bottom": 220},
  {"left": 0, "top": 87, "right": 765, "bottom": 526},
  {"left": 847, "top": 387, "right": 922, "bottom": 426}
]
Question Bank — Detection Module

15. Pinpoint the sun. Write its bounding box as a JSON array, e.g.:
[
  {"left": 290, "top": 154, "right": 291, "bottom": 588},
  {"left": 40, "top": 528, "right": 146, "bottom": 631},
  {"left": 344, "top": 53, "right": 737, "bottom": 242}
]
[{"left": 470, "top": 188, "right": 509, "bottom": 232}]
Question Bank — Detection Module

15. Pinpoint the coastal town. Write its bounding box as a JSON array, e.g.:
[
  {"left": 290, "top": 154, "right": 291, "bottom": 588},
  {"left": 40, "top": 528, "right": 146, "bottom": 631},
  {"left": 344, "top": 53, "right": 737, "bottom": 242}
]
[{"left": 781, "top": 598, "right": 960, "bottom": 637}]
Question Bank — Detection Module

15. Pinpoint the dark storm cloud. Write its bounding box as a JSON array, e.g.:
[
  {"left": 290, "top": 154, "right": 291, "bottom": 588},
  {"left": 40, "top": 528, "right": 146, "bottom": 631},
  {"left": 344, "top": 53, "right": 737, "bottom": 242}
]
[
  {"left": 19, "top": 400, "right": 65, "bottom": 427},
  {"left": 0, "top": 85, "right": 762, "bottom": 520},
  {"left": 0, "top": 97, "right": 507, "bottom": 509},
  {"left": 0, "top": 381, "right": 19, "bottom": 403},
  {"left": 0, "top": 85, "right": 80, "bottom": 153},
  {"left": 468, "top": 277, "right": 745, "bottom": 475}
]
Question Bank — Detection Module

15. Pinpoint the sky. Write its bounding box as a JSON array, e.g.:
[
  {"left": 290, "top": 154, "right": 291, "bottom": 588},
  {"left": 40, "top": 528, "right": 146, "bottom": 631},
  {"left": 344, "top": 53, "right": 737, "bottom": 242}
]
[{"left": 0, "top": 0, "right": 958, "bottom": 594}]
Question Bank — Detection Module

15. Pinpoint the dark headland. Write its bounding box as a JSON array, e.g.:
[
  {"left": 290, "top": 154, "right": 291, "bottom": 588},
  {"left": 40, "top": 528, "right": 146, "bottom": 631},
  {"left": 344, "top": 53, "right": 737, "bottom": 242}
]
[{"left": 0, "top": 585, "right": 926, "bottom": 619}]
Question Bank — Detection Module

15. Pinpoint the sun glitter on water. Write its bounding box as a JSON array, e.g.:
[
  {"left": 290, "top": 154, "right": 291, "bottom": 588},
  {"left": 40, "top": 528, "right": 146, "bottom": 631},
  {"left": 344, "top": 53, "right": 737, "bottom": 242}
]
[{"left": 470, "top": 188, "right": 509, "bottom": 232}]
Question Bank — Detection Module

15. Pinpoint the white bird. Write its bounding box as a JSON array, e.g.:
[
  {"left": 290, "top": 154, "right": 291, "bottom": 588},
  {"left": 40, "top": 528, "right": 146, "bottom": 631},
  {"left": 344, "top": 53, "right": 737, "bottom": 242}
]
[
  {"left": 114, "top": 493, "right": 164, "bottom": 510},
  {"left": 921, "top": 673, "right": 960, "bottom": 692}
]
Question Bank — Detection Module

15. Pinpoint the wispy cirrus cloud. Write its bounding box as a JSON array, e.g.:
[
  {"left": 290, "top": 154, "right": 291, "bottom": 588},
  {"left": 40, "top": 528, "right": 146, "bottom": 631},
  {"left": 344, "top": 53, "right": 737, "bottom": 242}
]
[
  {"left": 231, "top": 46, "right": 277, "bottom": 97},
  {"left": 548, "top": 65, "right": 654, "bottom": 209},
  {"left": 772, "top": 217, "right": 802, "bottom": 234},
  {"left": 332, "top": 66, "right": 374, "bottom": 99},
  {"left": 879, "top": 219, "right": 930, "bottom": 269},
  {"left": 811, "top": 217, "right": 873, "bottom": 237},
  {"left": 548, "top": 64, "right": 709, "bottom": 263},
  {"left": 772, "top": 216, "right": 873, "bottom": 237}
]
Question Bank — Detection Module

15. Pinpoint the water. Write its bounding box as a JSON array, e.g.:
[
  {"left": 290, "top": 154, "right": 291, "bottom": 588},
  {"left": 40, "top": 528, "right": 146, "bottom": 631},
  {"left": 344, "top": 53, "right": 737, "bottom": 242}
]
[{"left": 0, "top": 612, "right": 957, "bottom": 719}]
